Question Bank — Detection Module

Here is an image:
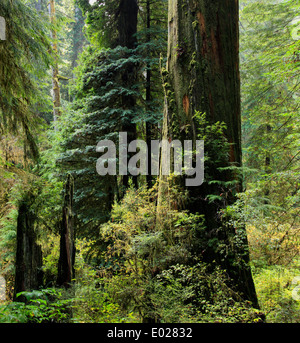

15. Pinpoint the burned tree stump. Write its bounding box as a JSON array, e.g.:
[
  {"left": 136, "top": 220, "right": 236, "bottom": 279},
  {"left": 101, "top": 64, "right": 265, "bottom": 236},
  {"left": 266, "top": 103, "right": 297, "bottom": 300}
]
[
  {"left": 14, "top": 200, "right": 43, "bottom": 302},
  {"left": 57, "top": 174, "right": 75, "bottom": 288}
]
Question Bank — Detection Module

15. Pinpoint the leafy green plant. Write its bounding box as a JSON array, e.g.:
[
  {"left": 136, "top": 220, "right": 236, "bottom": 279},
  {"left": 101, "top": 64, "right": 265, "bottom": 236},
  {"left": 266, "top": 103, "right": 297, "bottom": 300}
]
[
  {"left": 74, "top": 183, "right": 263, "bottom": 323},
  {"left": 0, "top": 288, "right": 72, "bottom": 323},
  {"left": 148, "top": 263, "right": 264, "bottom": 323},
  {"left": 253, "top": 264, "right": 300, "bottom": 323}
]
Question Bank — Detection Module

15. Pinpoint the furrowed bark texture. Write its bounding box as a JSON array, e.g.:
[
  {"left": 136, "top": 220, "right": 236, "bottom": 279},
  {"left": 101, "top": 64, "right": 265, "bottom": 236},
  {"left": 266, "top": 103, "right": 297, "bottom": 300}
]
[
  {"left": 167, "top": 0, "right": 241, "bottom": 150},
  {"left": 159, "top": 0, "right": 258, "bottom": 307}
]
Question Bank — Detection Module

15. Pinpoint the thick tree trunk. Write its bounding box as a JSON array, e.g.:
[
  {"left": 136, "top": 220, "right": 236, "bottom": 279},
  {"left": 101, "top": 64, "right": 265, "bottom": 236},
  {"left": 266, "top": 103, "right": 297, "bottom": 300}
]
[
  {"left": 145, "top": 0, "right": 153, "bottom": 189},
  {"left": 57, "top": 174, "right": 75, "bottom": 288},
  {"left": 14, "top": 201, "right": 43, "bottom": 301},
  {"left": 166, "top": 0, "right": 241, "bottom": 154},
  {"left": 116, "top": 0, "right": 139, "bottom": 189},
  {"left": 158, "top": 0, "right": 258, "bottom": 307}
]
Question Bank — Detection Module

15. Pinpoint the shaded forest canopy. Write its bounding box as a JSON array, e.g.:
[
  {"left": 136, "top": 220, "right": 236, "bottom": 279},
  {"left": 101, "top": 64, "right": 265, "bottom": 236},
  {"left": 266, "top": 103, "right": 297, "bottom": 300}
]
[{"left": 0, "top": 0, "right": 299, "bottom": 323}]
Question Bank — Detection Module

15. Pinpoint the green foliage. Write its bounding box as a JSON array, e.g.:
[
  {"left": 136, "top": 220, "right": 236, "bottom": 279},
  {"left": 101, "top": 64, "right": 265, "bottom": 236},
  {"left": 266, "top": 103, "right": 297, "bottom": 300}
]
[
  {"left": 150, "top": 263, "right": 263, "bottom": 323},
  {"left": 194, "top": 111, "right": 242, "bottom": 204},
  {"left": 64, "top": 238, "right": 139, "bottom": 323},
  {"left": 0, "top": 0, "right": 51, "bottom": 158},
  {"left": 77, "top": 184, "right": 262, "bottom": 323},
  {"left": 1, "top": 0, "right": 299, "bottom": 325},
  {"left": 77, "top": 0, "right": 119, "bottom": 47},
  {"left": 56, "top": 2, "right": 167, "bottom": 235},
  {"left": 195, "top": 111, "right": 230, "bottom": 175},
  {"left": 0, "top": 288, "right": 71, "bottom": 323},
  {"left": 0, "top": 172, "right": 63, "bottom": 291},
  {"left": 240, "top": 0, "right": 300, "bottom": 322},
  {"left": 72, "top": 273, "right": 133, "bottom": 323},
  {"left": 240, "top": 0, "right": 299, "bottom": 192},
  {"left": 253, "top": 264, "right": 300, "bottom": 323}
]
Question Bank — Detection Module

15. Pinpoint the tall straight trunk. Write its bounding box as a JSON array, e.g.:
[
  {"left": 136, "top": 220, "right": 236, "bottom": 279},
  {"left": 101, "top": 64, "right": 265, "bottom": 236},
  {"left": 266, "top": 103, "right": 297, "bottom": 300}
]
[
  {"left": 145, "top": 0, "right": 153, "bottom": 189},
  {"left": 49, "top": 0, "right": 61, "bottom": 124},
  {"left": 117, "top": 0, "right": 139, "bottom": 189},
  {"left": 57, "top": 174, "right": 75, "bottom": 288},
  {"left": 158, "top": 0, "right": 258, "bottom": 307},
  {"left": 14, "top": 201, "right": 43, "bottom": 301},
  {"left": 72, "top": 4, "right": 86, "bottom": 70},
  {"left": 264, "top": 123, "right": 272, "bottom": 202}
]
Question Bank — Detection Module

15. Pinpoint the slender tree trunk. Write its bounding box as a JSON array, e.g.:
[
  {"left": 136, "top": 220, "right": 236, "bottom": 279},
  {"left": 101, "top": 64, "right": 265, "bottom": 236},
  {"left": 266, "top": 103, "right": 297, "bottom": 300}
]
[
  {"left": 158, "top": 0, "right": 259, "bottom": 307},
  {"left": 14, "top": 201, "right": 43, "bottom": 302},
  {"left": 72, "top": 3, "right": 86, "bottom": 70},
  {"left": 57, "top": 174, "right": 75, "bottom": 288},
  {"left": 264, "top": 123, "right": 272, "bottom": 202},
  {"left": 48, "top": 0, "right": 61, "bottom": 124}
]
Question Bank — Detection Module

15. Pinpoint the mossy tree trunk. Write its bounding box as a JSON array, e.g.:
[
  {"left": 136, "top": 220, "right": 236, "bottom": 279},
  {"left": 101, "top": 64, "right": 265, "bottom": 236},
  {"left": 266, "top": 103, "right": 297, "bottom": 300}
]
[{"left": 158, "top": 0, "right": 259, "bottom": 307}]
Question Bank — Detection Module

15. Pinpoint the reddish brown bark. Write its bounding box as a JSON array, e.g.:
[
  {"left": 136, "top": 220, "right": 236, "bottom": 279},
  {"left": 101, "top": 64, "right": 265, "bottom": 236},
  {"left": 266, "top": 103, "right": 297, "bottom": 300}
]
[{"left": 158, "top": 0, "right": 258, "bottom": 307}]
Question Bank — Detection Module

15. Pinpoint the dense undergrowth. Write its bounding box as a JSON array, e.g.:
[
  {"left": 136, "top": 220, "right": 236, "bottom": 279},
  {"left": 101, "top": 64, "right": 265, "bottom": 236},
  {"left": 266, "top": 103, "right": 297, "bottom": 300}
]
[
  {"left": 0, "top": 185, "right": 298, "bottom": 323},
  {"left": 0, "top": 0, "right": 299, "bottom": 324}
]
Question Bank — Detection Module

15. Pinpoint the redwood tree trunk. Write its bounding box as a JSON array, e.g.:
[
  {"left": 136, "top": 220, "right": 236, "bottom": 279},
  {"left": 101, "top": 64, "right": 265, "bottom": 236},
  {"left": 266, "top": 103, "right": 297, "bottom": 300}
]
[
  {"left": 159, "top": 0, "right": 258, "bottom": 307},
  {"left": 145, "top": 0, "right": 153, "bottom": 189},
  {"left": 117, "top": 0, "right": 139, "bottom": 189}
]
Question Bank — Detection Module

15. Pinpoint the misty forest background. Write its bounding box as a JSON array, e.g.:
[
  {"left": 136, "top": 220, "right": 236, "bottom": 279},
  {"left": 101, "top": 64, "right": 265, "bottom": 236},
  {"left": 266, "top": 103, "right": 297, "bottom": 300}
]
[{"left": 0, "top": 0, "right": 299, "bottom": 323}]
